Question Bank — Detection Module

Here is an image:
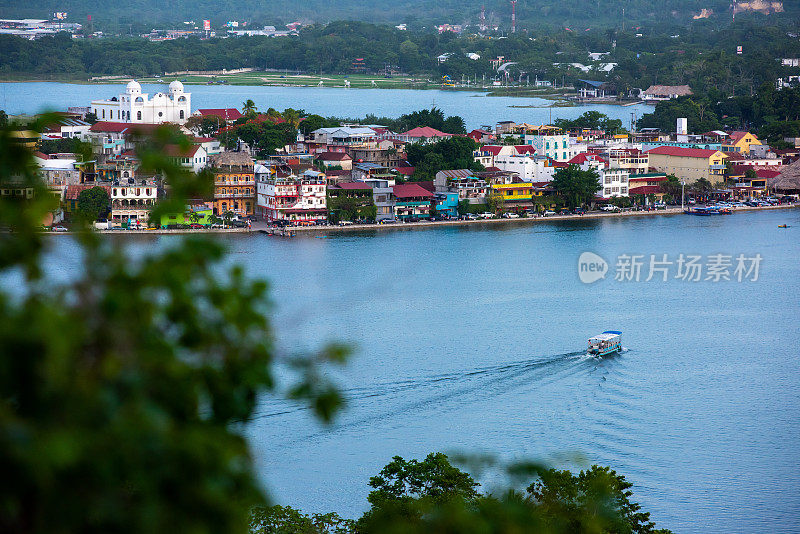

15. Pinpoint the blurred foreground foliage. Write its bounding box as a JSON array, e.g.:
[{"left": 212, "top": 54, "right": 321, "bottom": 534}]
[
  {"left": 0, "top": 118, "right": 346, "bottom": 534},
  {"left": 0, "top": 119, "right": 669, "bottom": 534}
]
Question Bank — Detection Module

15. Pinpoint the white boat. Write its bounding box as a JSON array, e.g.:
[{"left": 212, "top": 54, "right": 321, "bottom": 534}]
[{"left": 588, "top": 331, "right": 622, "bottom": 356}]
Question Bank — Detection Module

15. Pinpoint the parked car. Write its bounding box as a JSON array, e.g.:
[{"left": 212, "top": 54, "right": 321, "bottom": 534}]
[
  {"left": 502, "top": 212, "right": 520, "bottom": 219},
  {"left": 52, "top": 225, "right": 68, "bottom": 232},
  {"left": 600, "top": 205, "right": 618, "bottom": 212},
  {"left": 338, "top": 220, "right": 354, "bottom": 226},
  {"left": 573, "top": 207, "right": 586, "bottom": 215},
  {"left": 465, "top": 213, "right": 479, "bottom": 220},
  {"left": 543, "top": 210, "right": 556, "bottom": 217},
  {"left": 479, "top": 212, "right": 495, "bottom": 219},
  {"left": 189, "top": 223, "right": 204, "bottom": 229}
]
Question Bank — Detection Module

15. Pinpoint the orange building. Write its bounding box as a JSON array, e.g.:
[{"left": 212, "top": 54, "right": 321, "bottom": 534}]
[{"left": 209, "top": 151, "right": 255, "bottom": 216}]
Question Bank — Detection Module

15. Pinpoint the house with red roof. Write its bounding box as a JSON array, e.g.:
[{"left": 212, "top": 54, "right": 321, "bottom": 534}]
[
  {"left": 195, "top": 108, "right": 243, "bottom": 123},
  {"left": 468, "top": 129, "right": 494, "bottom": 144},
  {"left": 398, "top": 126, "right": 453, "bottom": 145},
  {"left": 722, "top": 131, "right": 761, "bottom": 154},
  {"left": 164, "top": 144, "right": 208, "bottom": 172},
  {"left": 392, "top": 183, "right": 434, "bottom": 220},
  {"left": 315, "top": 151, "right": 353, "bottom": 171},
  {"left": 645, "top": 146, "right": 727, "bottom": 183}
]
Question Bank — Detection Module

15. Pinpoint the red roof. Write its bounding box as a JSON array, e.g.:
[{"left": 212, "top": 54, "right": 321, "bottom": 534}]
[
  {"left": 392, "top": 166, "right": 415, "bottom": 176},
  {"left": 484, "top": 166, "right": 501, "bottom": 172},
  {"left": 317, "top": 151, "right": 352, "bottom": 161},
  {"left": 65, "top": 184, "right": 112, "bottom": 200},
  {"left": 197, "top": 108, "right": 243, "bottom": 121},
  {"left": 480, "top": 145, "right": 503, "bottom": 156},
  {"left": 646, "top": 146, "right": 721, "bottom": 158},
  {"left": 33, "top": 151, "right": 50, "bottom": 160},
  {"left": 164, "top": 144, "right": 202, "bottom": 157},
  {"left": 514, "top": 145, "right": 536, "bottom": 155},
  {"left": 193, "top": 136, "right": 217, "bottom": 143},
  {"left": 727, "top": 131, "right": 752, "bottom": 143},
  {"left": 724, "top": 152, "right": 746, "bottom": 161},
  {"left": 415, "top": 181, "right": 436, "bottom": 192},
  {"left": 402, "top": 126, "right": 452, "bottom": 138},
  {"left": 325, "top": 169, "right": 351, "bottom": 177},
  {"left": 392, "top": 183, "right": 434, "bottom": 199}
]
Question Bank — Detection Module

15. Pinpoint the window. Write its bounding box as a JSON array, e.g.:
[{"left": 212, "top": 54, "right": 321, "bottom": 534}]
[
  {"left": 180, "top": 110, "right": 185, "bottom": 119},
  {"left": 137, "top": 111, "right": 141, "bottom": 120},
  {"left": 158, "top": 112, "right": 163, "bottom": 118},
  {"left": 135, "top": 96, "right": 143, "bottom": 103},
  {"left": 102, "top": 109, "right": 105, "bottom": 118}
]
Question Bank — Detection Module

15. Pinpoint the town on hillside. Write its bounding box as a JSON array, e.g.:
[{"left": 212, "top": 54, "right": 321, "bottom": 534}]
[{"left": 16, "top": 80, "right": 800, "bottom": 231}]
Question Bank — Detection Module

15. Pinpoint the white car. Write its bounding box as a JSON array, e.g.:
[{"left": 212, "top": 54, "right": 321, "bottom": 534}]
[
  {"left": 479, "top": 212, "right": 495, "bottom": 219},
  {"left": 503, "top": 212, "right": 520, "bottom": 219},
  {"left": 52, "top": 225, "right": 68, "bottom": 232},
  {"left": 600, "top": 205, "right": 619, "bottom": 212}
]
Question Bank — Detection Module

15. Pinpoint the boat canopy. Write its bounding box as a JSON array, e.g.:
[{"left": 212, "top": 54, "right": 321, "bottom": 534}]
[{"left": 589, "top": 331, "right": 621, "bottom": 342}]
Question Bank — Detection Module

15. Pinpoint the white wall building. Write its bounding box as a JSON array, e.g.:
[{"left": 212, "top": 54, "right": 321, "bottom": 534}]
[
  {"left": 256, "top": 170, "right": 327, "bottom": 223},
  {"left": 494, "top": 154, "right": 557, "bottom": 182},
  {"left": 111, "top": 181, "right": 159, "bottom": 225},
  {"left": 600, "top": 168, "right": 630, "bottom": 198},
  {"left": 90, "top": 80, "right": 191, "bottom": 125},
  {"left": 524, "top": 133, "right": 571, "bottom": 161}
]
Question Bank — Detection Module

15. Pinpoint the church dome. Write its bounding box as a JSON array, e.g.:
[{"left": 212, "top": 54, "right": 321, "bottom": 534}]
[
  {"left": 126, "top": 80, "right": 141, "bottom": 93},
  {"left": 169, "top": 80, "right": 184, "bottom": 93}
]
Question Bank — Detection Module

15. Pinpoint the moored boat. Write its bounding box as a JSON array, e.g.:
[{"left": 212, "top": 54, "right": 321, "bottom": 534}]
[{"left": 588, "top": 331, "right": 622, "bottom": 356}]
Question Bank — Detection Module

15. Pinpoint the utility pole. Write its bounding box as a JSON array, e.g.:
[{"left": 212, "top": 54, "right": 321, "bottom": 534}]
[{"left": 510, "top": 0, "right": 517, "bottom": 34}]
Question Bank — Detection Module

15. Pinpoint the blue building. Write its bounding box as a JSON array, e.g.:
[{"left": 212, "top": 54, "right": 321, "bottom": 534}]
[{"left": 434, "top": 192, "right": 459, "bottom": 218}]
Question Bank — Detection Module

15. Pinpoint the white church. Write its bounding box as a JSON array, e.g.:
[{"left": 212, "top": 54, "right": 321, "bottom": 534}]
[{"left": 90, "top": 80, "right": 191, "bottom": 125}]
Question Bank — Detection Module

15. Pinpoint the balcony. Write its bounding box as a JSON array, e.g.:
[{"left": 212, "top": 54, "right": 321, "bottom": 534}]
[{"left": 215, "top": 192, "right": 254, "bottom": 199}]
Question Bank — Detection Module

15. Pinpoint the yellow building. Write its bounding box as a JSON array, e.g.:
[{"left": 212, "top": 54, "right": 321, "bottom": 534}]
[
  {"left": 490, "top": 182, "right": 542, "bottom": 210},
  {"left": 645, "top": 146, "right": 727, "bottom": 184},
  {"left": 723, "top": 131, "right": 761, "bottom": 154}
]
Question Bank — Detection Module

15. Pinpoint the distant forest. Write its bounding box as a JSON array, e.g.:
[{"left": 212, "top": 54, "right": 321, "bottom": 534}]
[
  {"left": 1, "top": 0, "right": 798, "bottom": 32},
  {"left": 3, "top": 18, "right": 800, "bottom": 99}
]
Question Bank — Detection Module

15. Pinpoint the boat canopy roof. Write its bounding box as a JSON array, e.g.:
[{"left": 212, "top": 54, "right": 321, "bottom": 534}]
[{"left": 589, "top": 331, "right": 621, "bottom": 342}]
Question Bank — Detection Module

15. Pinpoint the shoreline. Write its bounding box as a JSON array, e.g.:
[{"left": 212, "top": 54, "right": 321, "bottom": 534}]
[
  {"left": 284, "top": 203, "right": 799, "bottom": 235},
  {"left": 42, "top": 203, "right": 797, "bottom": 236}
]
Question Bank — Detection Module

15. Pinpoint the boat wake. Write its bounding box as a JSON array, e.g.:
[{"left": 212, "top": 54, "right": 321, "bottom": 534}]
[{"left": 249, "top": 350, "right": 589, "bottom": 433}]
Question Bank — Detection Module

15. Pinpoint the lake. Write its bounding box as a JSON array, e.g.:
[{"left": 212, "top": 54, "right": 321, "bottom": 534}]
[
  {"left": 0, "top": 82, "right": 653, "bottom": 130},
  {"left": 37, "top": 208, "right": 800, "bottom": 533}
]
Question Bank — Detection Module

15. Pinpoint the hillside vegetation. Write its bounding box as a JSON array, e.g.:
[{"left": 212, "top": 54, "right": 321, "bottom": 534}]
[{"left": 1, "top": 0, "right": 797, "bottom": 32}]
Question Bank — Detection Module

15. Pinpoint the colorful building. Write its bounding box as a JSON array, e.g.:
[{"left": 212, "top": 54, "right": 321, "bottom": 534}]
[
  {"left": 645, "top": 146, "right": 727, "bottom": 184},
  {"left": 210, "top": 151, "right": 255, "bottom": 216},
  {"left": 722, "top": 131, "right": 762, "bottom": 154},
  {"left": 393, "top": 183, "right": 434, "bottom": 220},
  {"left": 257, "top": 171, "right": 327, "bottom": 224}
]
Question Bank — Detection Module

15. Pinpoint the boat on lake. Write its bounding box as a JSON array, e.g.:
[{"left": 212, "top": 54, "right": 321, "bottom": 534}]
[
  {"left": 684, "top": 206, "right": 729, "bottom": 215},
  {"left": 588, "top": 331, "right": 622, "bottom": 356}
]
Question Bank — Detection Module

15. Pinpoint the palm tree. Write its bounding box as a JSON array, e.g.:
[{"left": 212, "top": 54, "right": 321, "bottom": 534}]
[{"left": 242, "top": 99, "right": 257, "bottom": 116}]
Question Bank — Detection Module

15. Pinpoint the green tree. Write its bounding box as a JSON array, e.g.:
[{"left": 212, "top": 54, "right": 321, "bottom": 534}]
[
  {"left": 551, "top": 165, "right": 601, "bottom": 208},
  {"left": 0, "top": 118, "right": 347, "bottom": 534},
  {"left": 243, "top": 98, "right": 258, "bottom": 116},
  {"left": 357, "top": 453, "right": 479, "bottom": 530},
  {"left": 76, "top": 185, "right": 110, "bottom": 221},
  {"left": 486, "top": 190, "right": 505, "bottom": 214},
  {"left": 250, "top": 505, "right": 355, "bottom": 534}
]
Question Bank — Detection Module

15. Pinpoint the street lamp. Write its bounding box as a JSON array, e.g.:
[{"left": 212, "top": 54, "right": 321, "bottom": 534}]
[{"left": 681, "top": 179, "right": 685, "bottom": 211}]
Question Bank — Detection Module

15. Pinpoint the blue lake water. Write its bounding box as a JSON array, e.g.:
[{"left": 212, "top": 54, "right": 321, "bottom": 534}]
[
  {"left": 36, "top": 209, "right": 800, "bottom": 533},
  {"left": 0, "top": 82, "right": 652, "bottom": 130}
]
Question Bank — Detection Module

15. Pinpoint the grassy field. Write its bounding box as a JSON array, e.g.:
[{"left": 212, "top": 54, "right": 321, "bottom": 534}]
[{"left": 132, "top": 71, "right": 440, "bottom": 89}]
